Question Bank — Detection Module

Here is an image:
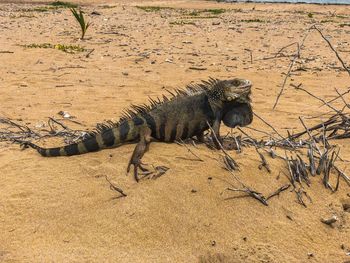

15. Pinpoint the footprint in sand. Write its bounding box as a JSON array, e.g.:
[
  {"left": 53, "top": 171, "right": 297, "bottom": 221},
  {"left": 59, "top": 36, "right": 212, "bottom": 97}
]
[
  {"left": 79, "top": 158, "right": 104, "bottom": 175},
  {"left": 10, "top": 191, "right": 33, "bottom": 199}
]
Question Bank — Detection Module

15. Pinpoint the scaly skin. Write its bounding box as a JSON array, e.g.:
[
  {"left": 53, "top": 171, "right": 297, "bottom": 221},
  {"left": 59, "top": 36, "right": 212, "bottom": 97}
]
[{"left": 25, "top": 78, "right": 253, "bottom": 181}]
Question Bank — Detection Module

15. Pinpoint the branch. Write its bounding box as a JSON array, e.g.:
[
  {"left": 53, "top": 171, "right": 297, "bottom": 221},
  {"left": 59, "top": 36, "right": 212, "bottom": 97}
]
[{"left": 312, "top": 25, "right": 350, "bottom": 76}]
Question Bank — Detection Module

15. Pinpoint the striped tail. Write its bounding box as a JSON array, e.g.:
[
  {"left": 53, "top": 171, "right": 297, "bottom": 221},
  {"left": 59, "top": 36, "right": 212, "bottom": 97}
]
[{"left": 25, "top": 119, "right": 141, "bottom": 157}]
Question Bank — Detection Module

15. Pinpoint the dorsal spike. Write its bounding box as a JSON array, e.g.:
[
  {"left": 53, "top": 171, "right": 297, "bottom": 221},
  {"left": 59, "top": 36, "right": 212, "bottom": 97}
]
[{"left": 71, "top": 78, "right": 219, "bottom": 143}]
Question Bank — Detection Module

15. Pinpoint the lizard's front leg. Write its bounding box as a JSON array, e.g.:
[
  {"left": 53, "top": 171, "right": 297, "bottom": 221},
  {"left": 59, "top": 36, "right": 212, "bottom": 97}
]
[
  {"left": 211, "top": 113, "right": 223, "bottom": 149},
  {"left": 127, "top": 126, "right": 152, "bottom": 182}
]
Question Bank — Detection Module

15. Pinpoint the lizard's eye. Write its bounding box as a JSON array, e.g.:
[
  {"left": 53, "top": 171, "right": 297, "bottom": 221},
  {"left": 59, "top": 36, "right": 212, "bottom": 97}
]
[{"left": 231, "top": 79, "right": 240, "bottom": 86}]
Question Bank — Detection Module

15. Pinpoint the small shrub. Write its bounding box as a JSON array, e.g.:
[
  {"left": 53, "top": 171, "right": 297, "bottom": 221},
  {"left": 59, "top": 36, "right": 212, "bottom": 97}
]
[
  {"left": 22, "top": 43, "right": 86, "bottom": 53},
  {"left": 169, "top": 20, "right": 196, "bottom": 25},
  {"left": 240, "top": 19, "right": 266, "bottom": 23},
  {"left": 50, "top": 1, "right": 78, "bottom": 8},
  {"left": 204, "top": 9, "right": 226, "bottom": 15},
  {"left": 70, "top": 8, "right": 91, "bottom": 40},
  {"left": 136, "top": 6, "right": 172, "bottom": 12},
  {"left": 187, "top": 8, "right": 226, "bottom": 16}
]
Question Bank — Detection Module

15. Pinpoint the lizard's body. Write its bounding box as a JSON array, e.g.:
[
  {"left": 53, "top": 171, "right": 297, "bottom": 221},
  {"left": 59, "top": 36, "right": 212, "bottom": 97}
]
[{"left": 25, "top": 78, "right": 253, "bottom": 180}]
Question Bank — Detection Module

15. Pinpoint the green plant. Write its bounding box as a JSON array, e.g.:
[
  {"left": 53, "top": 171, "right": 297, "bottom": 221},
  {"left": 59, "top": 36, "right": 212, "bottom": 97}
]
[
  {"left": 70, "top": 8, "right": 91, "bottom": 40},
  {"left": 308, "top": 12, "right": 313, "bottom": 18},
  {"left": 204, "top": 9, "right": 226, "bottom": 15},
  {"left": 10, "top": 14, "right": 36, "bottom": 18},
  {"left": 22, "top": 43, "right": 86, "bottom": 53},
  {"left": 320, "top": 20, "right": 334, "bottom": 23},
  {"left": 335, "top": 15, "right": 347, "bottom": 19},
  {"left": 240, "top": 19, "right": 266, "bottom": 23},
  {"left": 186, "top": 8, "right": 226, "bottom": 17},
  {"left": 50, "top": 1, "right": 78, "bottom": 8},
  {"left": 33, "top": 7, "right": 52, "bottom": 12},
  {"left": 136, "top": 6, "right": 172, "bottom": 12},
  {"left": 169, "top": 20, "right": 196, "bottom": 25}
]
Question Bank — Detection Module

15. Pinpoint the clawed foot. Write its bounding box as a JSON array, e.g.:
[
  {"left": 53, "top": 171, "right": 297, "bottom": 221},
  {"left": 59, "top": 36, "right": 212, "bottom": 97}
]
[
  {"left": 127, "top": 162, "right": 151, "bottom": 182},
  {"left": 127, "top": 162, "right": 169, "bottom": 182}
]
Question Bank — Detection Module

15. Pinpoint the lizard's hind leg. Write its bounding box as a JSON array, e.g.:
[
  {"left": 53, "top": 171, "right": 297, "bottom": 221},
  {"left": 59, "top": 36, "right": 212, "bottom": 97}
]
[{"left": 127, "top": 126, "right": 152, "bottom": 182}]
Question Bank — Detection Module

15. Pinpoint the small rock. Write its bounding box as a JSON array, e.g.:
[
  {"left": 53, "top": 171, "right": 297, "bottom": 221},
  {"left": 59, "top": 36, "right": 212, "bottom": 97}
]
[
  {"left": 341, "top": 198, "right": 350, "bottom": 212},
  {"left": 91, "top": 11, "right": 101, "bottom": 15},
  {"left": 321, "top": 215, "right": 338, "bottom": 226},
  {"left": 211, "top": 240, "right": 216, "bottom": 246},
  {"left": 58, "top": 111, "right": 71, "bottom": 119},
  {"left": 307, "top": 252, "right": 314, "bottom": 259},
  {"left": 212, "top": 21, "right": 220, "bottom": 25},
  {"left": 122, "top": 72, "right": 129, "bottom": 76},
  {"left": 191, "top": 189, "right": 197, "bottom": 193}
]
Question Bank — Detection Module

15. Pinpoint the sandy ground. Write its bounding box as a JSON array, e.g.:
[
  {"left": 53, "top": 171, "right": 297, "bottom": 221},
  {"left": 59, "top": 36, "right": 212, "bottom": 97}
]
[{"left": 1, "top": 0, "right": 350, "bottom": 262}]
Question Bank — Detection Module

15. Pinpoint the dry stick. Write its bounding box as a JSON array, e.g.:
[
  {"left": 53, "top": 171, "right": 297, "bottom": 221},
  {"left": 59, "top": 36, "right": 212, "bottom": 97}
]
[
  {"left": 304, "top": 110, "right": 335, "bottom": 119},
  {"left": 48, "top": 117, "right": 68, "bottom": 130},
  {"left": 175, "top": 140, "right": 204, "bottom": 162},
  {"left": 206, "top": 121, "right": 238, "bottom": 168},
  {"left": 237, "top": 127, "right": 287, "bottom": 161},
  {"left": 334, "top": 88, "right": 350, "bottom": 109},
  {"left": 85, "top": 48, "right": 95, "bottom": 58},
  {"left": 260, "top": 42, "right": 298, "bottom": 60},
  {"left": 228, "top": 130, "right": 242, "bottom": 153},
  {"left": 256, "top": 148, "right": 271, "bottom": 173},
  {"left": 266, "top": 184, "right": 291, "bottom": 201},
  {"left": 334, "top": 166, "right": 350, "bottom": 186},
  {"left": 218, "top": 177, "right": 265, "bottom": 206},
  {"left": 104, "top": 175, "right": 127, "bottom": 197},
  {"left": 294, "top": 85, "right": 347, "bottom": 119},
  {"left": 244, "top": 48, "right": 253, "bottom": 64},
  {"left": 273, "top": 42, "right": 298, "bottom": 58},
  {"left": 312, "top": 25, "right": 350, "bottom": 76},
  {"left": 237, "top": 127, "right": 257, "bottom": 144},
  {"left": 295, "top": 188, "right": 307, "bottom": 207},
  {"left": 322, "top": 88, "right": 350, "bottom": 106},
  {"left": 236, "top": 127, "right": 273, "bottom": 172},
  {"left": 206, "top": 122, "right": 269, "bottom": 206},
  {"left": 298, "top": 116, "right": 322, "bottom": 156},
  {"left": 245, "top": 125, "right": 280, "bottom": 139},
  {"left": 290, "top": 115, "right": 337, "bottom": 140},
  {"left": 0, "top": 118, "right": 32, "bottom": 133},
  {"left": 273, "top": 27, "right": 312, "bottom": 109},
  {"left": 226, "top": 187, "right": 268, "bottom": 206},
  {"left": 253, "top": 112, "right": 285, "bottom": 140},
  {"left": 253, "top": 112, "right": 295, "bottom": 148}
]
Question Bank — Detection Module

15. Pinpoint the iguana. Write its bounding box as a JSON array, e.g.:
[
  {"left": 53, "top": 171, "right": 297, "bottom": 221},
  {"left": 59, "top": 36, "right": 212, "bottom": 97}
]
[{"left": 24, "top": 78, "right": 253, "bottom": 181}]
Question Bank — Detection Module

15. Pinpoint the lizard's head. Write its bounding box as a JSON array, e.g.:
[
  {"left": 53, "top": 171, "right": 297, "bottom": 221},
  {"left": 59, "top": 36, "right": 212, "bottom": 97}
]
[
  {"left": 205, "top": 78, "right": 252, "bottom": 104},
  {"left": 221, "top": 78, "right": 252, "bottom": 103}
]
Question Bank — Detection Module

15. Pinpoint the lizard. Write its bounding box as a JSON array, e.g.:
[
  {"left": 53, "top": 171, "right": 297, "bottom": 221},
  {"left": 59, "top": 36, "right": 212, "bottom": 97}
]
[{"left": 23, "top": 77, "right": 253, "bottom": 181}]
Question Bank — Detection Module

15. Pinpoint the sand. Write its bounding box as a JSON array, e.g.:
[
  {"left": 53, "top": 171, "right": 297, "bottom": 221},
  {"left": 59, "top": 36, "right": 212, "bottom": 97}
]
[{"left": 0, "top": 0, "right": 350, "bottom": 262}]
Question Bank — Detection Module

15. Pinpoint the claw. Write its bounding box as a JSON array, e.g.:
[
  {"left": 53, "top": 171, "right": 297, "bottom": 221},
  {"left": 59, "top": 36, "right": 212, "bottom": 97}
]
[
  {"left": 127, "top": 162, "right": 150, "bottom": 182},
  {"left": 133, "top": 165, "right": 139, "bottom": 182},
  {"left": 138, "top": 164, "right": 149, "bottom": 172}
]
